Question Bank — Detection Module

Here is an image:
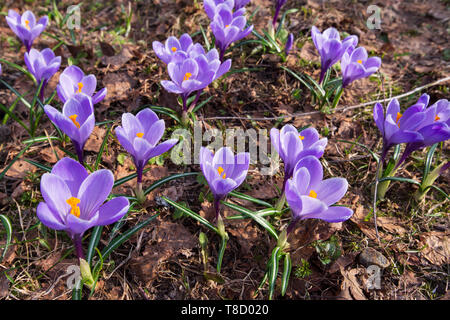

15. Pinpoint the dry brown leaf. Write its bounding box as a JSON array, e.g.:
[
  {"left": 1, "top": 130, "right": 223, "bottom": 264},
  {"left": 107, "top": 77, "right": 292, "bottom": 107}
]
[
  {"left": 337, "top": 268, "right": 367, "bottom": 300},
  {"left": 85, "top": 126, "right": 106, "bottom": 152},
  {"left": 129, "top": 219, "right": 197, "bottom": 285},
  {"left": 3, "top": 160, "right": 35, "bottom": 179},
  {"left": 418, "top": 231, "right": 449, "bottom": 266}
]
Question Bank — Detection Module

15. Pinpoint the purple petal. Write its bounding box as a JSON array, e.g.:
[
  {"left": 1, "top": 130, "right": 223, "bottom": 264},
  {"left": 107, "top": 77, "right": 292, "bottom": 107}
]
[
  {"left": 51, "top": 157, "right": 89, "bottom": 196},
  {"left": 36, "top": 202, "right": 66, "bottom": 230},
  {"left": 302, "top": 206, "right": 353, "bottom": 222},
  {"left": 96, "top": 197, "right": 129, "bottom": 226},
  {"left": 315, "top": 178, "right": 348, "bottom": 206},
  {"left": 77, "top": 170, "right": 114, "bottom": 219}
]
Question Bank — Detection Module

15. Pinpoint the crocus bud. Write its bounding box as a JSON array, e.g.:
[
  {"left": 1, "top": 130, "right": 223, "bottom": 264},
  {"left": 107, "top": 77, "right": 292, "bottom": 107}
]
[
  {"left": 285, "top": 34, "right": 294, "bottom": 56},
  {"left": 79, "top": 258, "right": 95, "bottom": 288},
  {"left": 216, "top": 216, "right": 228, "bottom": 240}
]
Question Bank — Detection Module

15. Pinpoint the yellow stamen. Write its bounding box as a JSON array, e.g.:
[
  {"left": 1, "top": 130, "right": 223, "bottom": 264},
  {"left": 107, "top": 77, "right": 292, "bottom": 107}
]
[
  {"left": 171, "top": 47, "right": 177, "bottom": 52},
  {"left": 308, "top": 189, "right": 317, "bottom": 198},
  {"left": 217, "top": 166, "right": 226, "bottom": 179},
  {"left": 136, "top": 132, "right": 144, "bottom": 138},
  {"left": 225, "top": 24, "right": 230, "bottom": 28},
  {"left": 395, "top": 112, "right": 402, "bottom": 127},
  {"left": 66, "top": 197, "right": 81, "bottom": 218},
  {"left": 69, "top": 114, "right": 81, "bottom": 128},
  {"left": 77, "top": 82, "right": 83, "bottom": 93},
  {"left": 183, "top": 72, "right": 192, "bottom": 81},
  {"left": 25, "top": 20, "right": 30, "bottom": 30},
  {"left": 299, "top": 135, "right": 305, "bottom": 140},
  {"left": 357, "top": 59, "right": 363, "bottom": 64},
  {"left": 435, "top": 115, "right": 440, "bottom": 121}
]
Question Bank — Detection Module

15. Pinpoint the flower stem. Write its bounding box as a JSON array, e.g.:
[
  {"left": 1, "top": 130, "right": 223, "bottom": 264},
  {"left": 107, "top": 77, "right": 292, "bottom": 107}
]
[
  {"left": 73, "top": 234, "right": 85, "bottom": 260},
  {"left": 187, "top": 90, "right": 202, "bottom": 114},
  {"left": 372, "top": 157, "right": 383, "bottom": 243},
  {"left": 214, "top": 198, "right": 221, "bottom": 222},
  {"left": 72, "top": 140, "right": 84, "bottom": 165}
]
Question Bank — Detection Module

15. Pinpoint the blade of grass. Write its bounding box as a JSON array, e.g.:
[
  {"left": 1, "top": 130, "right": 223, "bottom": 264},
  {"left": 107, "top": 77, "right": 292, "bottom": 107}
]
[
  {"left": 268, "top": 246, "right": 281, "bottom": 300},
  {"left": 86, "top": 226, "right": 103, "bottom": 266},
  {"left": 0, "top": 59, "right": 36, "bottom": 84},
  {"left": 229, "top": 191, "right": 273, "bottom": 208},
  {"left": 144, "top": 172, "right": 199, "bottom": 195},
  {"left": 162, "top": 197, "right": 218, "bottom": 233},
  {"left": 222, "top": 201, "right": 278, "bottom": 240},
  {"left": 94, "top": 125, "right": 112, "bottom": 170},
  {"left": 280, "top": 253, "right": 291, "bottom": 296},
  {"left": 424, "top": 143, "right": 438, "bottom": 178},
  {"left": 0, "top": 214, "right": 13, "bottom": 261},
  {"left": 0, "top": 143, "right": 33, "bottom": 180},
  {"left": 99, "top": 213, "right": 159, "bottom": 261}
]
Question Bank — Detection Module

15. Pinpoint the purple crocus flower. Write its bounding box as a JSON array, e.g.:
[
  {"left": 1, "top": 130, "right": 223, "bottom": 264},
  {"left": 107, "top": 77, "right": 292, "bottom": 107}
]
[
  {"left": 6, "top": 10, "right": 48, "bottom": 52},
  {"left": 272, "top": 0, "right": 287, "bottom": 27},
  {"left": 199, "top": 146, "right": 250, "bottom": 220},
  {"left": 160, "top": 54, "right": 230, "bottom": 111},
  {"left": 234, "top": 0, "right": 251, "bottom": 10},
  {"left": 115, "top": 108, "right": 178, "bottom": 200},
  {"left": 285, "top": 156, "right": 353, "bottom": 233},
  {"left": 341, "top": 47, "right": 381, "bottom": 88},
  {"left": 285, "top": 33, "right": 294, "bottom": 55},
  {"left": 203, "top": 0, "right": 247, "bottom": 20},
  {"left": 57, "top": 65, "right": 107, "bottom": 105},
  {"left": 373, "top": 95, "right": 430, "bottom": 160},
  {"left": 152, "top": 33, "right": 201, "bottom": 64},
  {"left": 0, "top": 64, "right": 2, "bottom": 76},
  {"left": 37, "top": 157, "right": 129, "bottom": 258},
  {"left": 270, "top": 125, "right": 328, "bottom": 190},
  {"left": 44, "top": 94, "right": 95, "bottom": 164},
  {"left": 24, "top": 48, "right": 61, "bottom": 100},
  {"left": 396, "top": 99, "right": 450, "bottom": 168},
  {"left": 311, "top": 26, "right": 358, "bottom": 84},
  {"left": 210, "top": 5, "right": 253, "bottom": 60}
]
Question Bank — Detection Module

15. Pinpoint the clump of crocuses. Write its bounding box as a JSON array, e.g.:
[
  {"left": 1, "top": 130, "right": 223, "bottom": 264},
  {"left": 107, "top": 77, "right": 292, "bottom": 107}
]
[
  {"left": 44, "top": 94, "right": 95, "bottom": 164},
  {"left": 311, "top": 26, "right": 358, "bottom": 84},
  {"left": 153, "top": 33, "right": 231, "bottom": 124},
  {"left": 6, "top": 10, "right": 48, "bottom": 52},
  {"left": 373, "top": 94, "right": 450, "bottom": 201},
  {"left": 115, "top": 108, "right": 178, "bottom": 202},
  {"left": 270, "top": 124, "right": 327, "bottom": 192},
  {"left": 209, "top": 5, "right": 253, "bottom": 60}
]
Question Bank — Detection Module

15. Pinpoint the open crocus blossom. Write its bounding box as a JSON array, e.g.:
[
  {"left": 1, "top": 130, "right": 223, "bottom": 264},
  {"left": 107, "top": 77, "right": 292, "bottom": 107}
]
[
  {"left": 270, "top": 125, "right": 328, "bottom": 189},
  {"left": 373, "top": 95, "right": 430, "bottom": 160},
  {"left": 311, "top": 26, "right": 358, "bottom": 84},
  {"left": 161, "top": 54, "right": 230, "bottom": 112},
  {"left": 203, "top": 0, "right": 247, "bottom": 20},
  {"left": 115, "top": 108, "right": 178, "bottom": 200},
  {"left": 44, "top": 94, "right": 95, "bottom": 164},
  {"left": 37, "top": 157, "right": 129, "bottom": 258},
  {"left": 199, "top": 146, "right": 250, "bottom": 220},
  {"left": 341, "top": 47, "right": 381, "bottom": 88},
  {"left": 6, "top": 10, "right": 48, "bottom": 52},
  {"left": 152, "top": 33, "right": 202, "bottom": 64},
  {"left": 57, "top": 65, "right": 107, "bottom": 104},
  {"left": 396, "top": 99, "right": 450, "bottom": 168},
  {"left": 24, "top": 48, "right": 61, "bottom": 100},
  {"left": 210, "top": 5, "right": 253, "bottom": 59},
  {"left": 285, "top": 156, "right": 353, "bottom": 233}
]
